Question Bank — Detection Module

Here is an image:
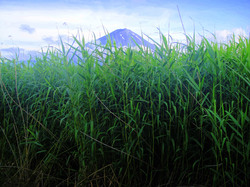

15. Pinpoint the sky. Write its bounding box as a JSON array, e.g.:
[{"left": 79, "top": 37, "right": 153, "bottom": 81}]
[{"left": 0, "top": 0, "right": 249, "bottom": 56}]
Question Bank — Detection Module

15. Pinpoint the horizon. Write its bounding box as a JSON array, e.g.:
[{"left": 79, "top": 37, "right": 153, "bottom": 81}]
[{"left": 0, "top": 0, "right": 249, "bottom": 59}]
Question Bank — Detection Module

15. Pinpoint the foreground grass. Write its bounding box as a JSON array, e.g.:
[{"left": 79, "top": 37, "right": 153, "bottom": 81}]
[{"left": 0, "top": 33, "right": 249, "bottom": 186}]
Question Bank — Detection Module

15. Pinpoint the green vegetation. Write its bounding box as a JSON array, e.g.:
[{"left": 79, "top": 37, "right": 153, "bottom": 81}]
[{"left": 0, "top": 33, "right": 249, "bottom": 186}]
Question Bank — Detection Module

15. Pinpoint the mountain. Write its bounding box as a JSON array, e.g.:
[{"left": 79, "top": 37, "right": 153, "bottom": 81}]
[
  {"left": 86, "top": 28, "right": 155, "bottom": 50},
  {"left": 0, "top": 47, "right": 41, "bottom": 63},
  {"left": 0, "top": 29, "right": 155, "bottom": 64}
]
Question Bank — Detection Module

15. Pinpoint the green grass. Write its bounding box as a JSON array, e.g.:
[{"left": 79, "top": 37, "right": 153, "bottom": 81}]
[{"left": 0, "top": 32, "right": 249, "bottom": 186}]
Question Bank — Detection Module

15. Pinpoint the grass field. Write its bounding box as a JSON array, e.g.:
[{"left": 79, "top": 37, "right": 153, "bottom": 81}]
[{"left": 0, "top": 32, "right": 249, "bottom": 186}]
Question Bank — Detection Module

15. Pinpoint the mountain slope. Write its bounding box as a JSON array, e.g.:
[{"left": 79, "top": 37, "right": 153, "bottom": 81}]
[{"left": 87, "top": 28, "right": 155, "bottom": 49}]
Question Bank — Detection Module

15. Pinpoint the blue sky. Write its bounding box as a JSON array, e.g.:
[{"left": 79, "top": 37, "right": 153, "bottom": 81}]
[{"left": 0, "top": 0, "right": 249, "bottom": 55}]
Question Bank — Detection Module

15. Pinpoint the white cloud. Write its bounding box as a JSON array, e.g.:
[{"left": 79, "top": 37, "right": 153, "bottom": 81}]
[
  {"left": 215, "top": 28, "right": 248, "bottom": 42},
  {"left": 215, "top": 30, "right": 232, "bottom": 41},
  {"left": 233, "top": 28, "right": 247, "bottom": 37}
]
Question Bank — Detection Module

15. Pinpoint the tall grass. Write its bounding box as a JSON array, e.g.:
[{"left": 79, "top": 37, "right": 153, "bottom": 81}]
[{"left": 0, "top": 32, "right": 249, "bottom": 186}]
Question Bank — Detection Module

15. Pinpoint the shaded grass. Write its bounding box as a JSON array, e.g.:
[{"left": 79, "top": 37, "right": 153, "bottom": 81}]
[{"left": 0, "top": 32, "right": 249, "bottom": 186}]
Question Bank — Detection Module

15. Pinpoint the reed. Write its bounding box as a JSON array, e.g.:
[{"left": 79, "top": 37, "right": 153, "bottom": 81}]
[{"left": 0, "top": 31, "right": 249, "bottom": 186}]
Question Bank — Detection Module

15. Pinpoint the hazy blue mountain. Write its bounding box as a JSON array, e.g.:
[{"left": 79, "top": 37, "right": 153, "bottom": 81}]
[
  {"left": 86, "top": 28, "right": 155, "bottom": 50},
  {"left": 0, "top": 47, "right": 41, "bottom": 63}
]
